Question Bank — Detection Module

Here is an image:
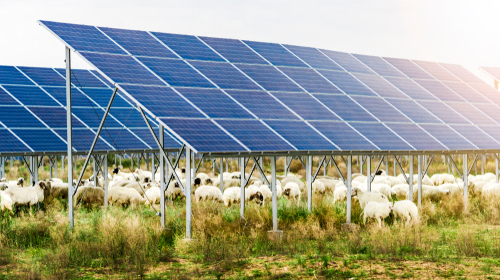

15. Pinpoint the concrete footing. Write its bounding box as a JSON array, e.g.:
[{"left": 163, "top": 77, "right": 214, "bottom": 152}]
[
  {"left": 341, "top": 223, "right": 359, "bottom": 233},
  {"left": 267, "top": 230, "right": 283, "bottom": 242}
]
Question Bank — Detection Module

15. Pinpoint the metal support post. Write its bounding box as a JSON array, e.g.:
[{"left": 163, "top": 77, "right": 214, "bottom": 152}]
[
  {"left": 219, "top": 157, "right": 224, "bottom": 193},
  {"left": 324, "top": 156, "right": 327, "bottom": 176},
  {"left": 409, "top": 155, "right": 413, "bottom": 201},
  {"left": 10, "top": 157, "right": 13, "bottom": 170},
  {"left": 463, "top": 154, "right": 468, "bottom": 211},
  {"left": 146, "top": 153, "right": 150, "bottom": 172},
  {"left": 496, "top": 154, "right": 499, "bottom": 184},
  {"left": 66, "top": 47, "right": 74, "bottom": 229},
  {"left": 393, "top": 156, "right": 397, "bottom": 176},
  {"left": 306, "top": 155, "right": 312, "bottom": 212},
  {"left": 271, "top": 156, "right": 278, "bottom": 231},
  {"left": 152, "top": 153, "right": 156, "bottom": 179},
  {"left": 33, "top": 156, "right": 39, "bottom": 185},
  {"left": 418, "top": 155, "right": 422, "bottom": 207},
  {"left": 92, "top": 156, "right": 97, "bottom": 188},
  {"left": 160, "top": 126, "right": 166, "bottom": 228},
  {"left": 482, "top": 154, "right": 485, "bottom": 175},
  {"left": 0, "top": 157, "right": 4, "bottom": 179},
  {"left": 366, "top": 155, "right": 371, "bottom": 192},
  {"left": 385, "top": 155, "right": 389, "bottom": 175},
  {"left": 284, "top": 156, "right": 288, "bottom": 176},
  {"left": 185, "top": 147, "right": 192, "bottom": 240},
  {"left": 104, "top": 155, "right": 108, "bottom": 206},
  {"left": 225, "top": 157, "right": 228, "bottom": 173},
  {"left": 260, "top": 157, "right": 264, "bottom": 184},
  {"left": 240, "top": 157, "right": 245, "bottom": 219},
  {"left": 346, "top": 155, "right": 352, "bottom": 223}
]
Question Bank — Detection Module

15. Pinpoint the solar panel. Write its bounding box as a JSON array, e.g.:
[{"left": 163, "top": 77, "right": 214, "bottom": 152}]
[
  {"left": 55, "top": 68, "right": 109, "bottom": 88},
  {"left": 0, "top": 129, "right": 31, "bottom": 152},
  {"left": 480, "top": 66, "right": 500, "bottom": 81},
  {"left": 3, "top": 85, "right": 60, "bottom": 107},
  {"left": 39, "top": 20, "right": 500, "bottom": 154},
  {"left": 13, "top": 129, "right": 66, "bottom": 152},
  {"left": 18, "top": 66, "right": 66, "bottom": 87},
  {"left": 450, "top": 125, "right": 500, "bottom": 149},
  {"left": 0, "top": 86, "right": 24, "bottom": 105},
  {"left": 0, "top": 66, "right": 34, "bottom": 85}
]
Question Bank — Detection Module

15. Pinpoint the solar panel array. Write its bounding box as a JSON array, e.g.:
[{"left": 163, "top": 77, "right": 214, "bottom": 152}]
[
  {"left": 40, "top": 20, "right": 500, "bottom": 154},
  {"left": 0, "top": 65, "right": 181, "bottom": 155}
]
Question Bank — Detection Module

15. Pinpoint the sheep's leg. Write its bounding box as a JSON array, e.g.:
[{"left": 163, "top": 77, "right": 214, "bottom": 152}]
[
  {"left": 377, "top": 217, "right": 382, "bottom": 228},
  {"left": 406, "top": 215, "right": 412, "bottom": 227},
  {"left": 363, "top": 214, "right": 367, "bottom": 225}
]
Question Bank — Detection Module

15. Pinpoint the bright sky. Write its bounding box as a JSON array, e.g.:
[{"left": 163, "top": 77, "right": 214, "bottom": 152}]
[{"left": 1, "top": 0, "right": 499, "bottom": 83}]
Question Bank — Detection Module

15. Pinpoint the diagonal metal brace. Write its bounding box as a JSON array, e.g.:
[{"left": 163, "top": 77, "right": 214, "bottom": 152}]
[
  {"left": 73, "top": 88, "right": 118, "bottom": 196},
  {"left": 394, "top": 155, "right": 408, "bottom": 183},
  {"left": 421, "top": 155, "right": 434, "bottom": 179},
  {"left": 312, "top": 156, "right": 326, "bottom": 183},
  {"left": 298, "top": 156, "right": 306, "bottom": 170},
  {"left": 253, "top": 157, "right": 270, "bottom": 186},
  {"left": 194, "top": 154, "right": 206, "bottom": 174},
  {"left": 371, "top": 156, "right": 385, "bottom": 183},
  {"left": 330, "top": 156, "right": 345, "bottom": 183},
  {"left": 447, "top": 155, "right": 462, "bottom": 179},
  {"left": 467, "top": 154, "right": 479, "bottom": 176}
]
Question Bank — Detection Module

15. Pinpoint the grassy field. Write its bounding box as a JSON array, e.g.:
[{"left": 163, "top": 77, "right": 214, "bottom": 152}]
[{"left": 1, "top": 155, "right": 499, "bottom": 279}]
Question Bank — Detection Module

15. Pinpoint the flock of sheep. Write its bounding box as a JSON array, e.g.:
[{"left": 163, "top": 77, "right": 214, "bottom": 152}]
[{"left": 0, "top": 164, "right": 497, "bottom": 228}]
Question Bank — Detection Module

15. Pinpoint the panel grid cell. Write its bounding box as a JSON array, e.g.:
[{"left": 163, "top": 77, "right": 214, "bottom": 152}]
[
  {"left": 271, "top": 92, "right": 339, "bottom": 121},
  {"left": 264, "top": 120, "right": 337, "bottom": 151}
]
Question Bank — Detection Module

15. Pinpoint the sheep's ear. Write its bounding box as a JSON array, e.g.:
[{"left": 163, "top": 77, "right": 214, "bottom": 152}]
[{"left": 39, "top": 181, "right": 46, "bottom": 189}]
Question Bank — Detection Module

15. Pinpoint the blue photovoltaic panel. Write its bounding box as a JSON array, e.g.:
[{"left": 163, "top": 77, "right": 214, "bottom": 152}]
[
  {"left": 174, "top": 87, "right": 254, "bottom": 119},
  {"left": 0, "top": 107, "right": 46, "bottom": 128},
  {"left": 284, "top": 45, "right": 343, "bottom": 71},
  {"left": 0, "top": 87, "right": 21, "bottom": 105},
  {"left": 416, "top": 100, "right": 470, "bottom": 124},
  {"left": 278, "top": 67, "right": 342, "bottom": 93},
  {"left": 40, "top": 21, "right": 127, "bottom": 55},
  {"left": 159, "top": 118, "right": 246, "bottom": 152},
  {"left": 414, "top": 80, "right": 463, "bottom": 102},
  {"left": 467, "top": 83, "right": 500, "bottom": 104},
  {"left": 129, "top": 128, "right": 181, "bottom": 149},
  {"left": 412, "top": 60, "right": 460, "bottom": 82},
  {"left": 351, "top": 96, "right": 411, "bottom": 123},
  {"left": 472, "top": 104, "right": 500, "bottom": 124},
  {"left": 217, "top": 119, "right": 294, "bottom": 151},
  {"left": 188, "top": 60, "right": 260, "bottom": 90},
  {"left": 0, "top": 66, "right": 34, "bottom": 85},
  {"left": 383, "top": 77, "right": 437, "bottom": 100},
  {"left": 151, "top": 32, "right": 224, "bottom": 62},
  {"left": 18, "top": 67, "right": 66, "bottom": 87},
  {"left": 318, "top": 70, "right": 376, "bottom": 96},
  {"left": 91, "top": 70, "right": 113, "bottom": 87},
  {"left": 29, "top": 107, "right": 86, "bottom": 128},
  {"left": 138, "top": 57, "right": 214, "bottom": 88},
  {"left": 224, "top": 90, "right": 299, "bottom": 120},
  {"left": 2, "top": 86, "right": 59, "bottom": 107},
  {"left": 13, "top": 129, "right": 66, "bottom": 152},
  {"left": 419, "top": 124, "right": 476, "bottom": 150},
  {"left": 72, "top": 108, "right": 122, "bottom": 128},
  {"left": 43, "top": 87, "right": 88, "bottom": 106},
  {"left": 352, "top": 73, "right": 408, "bottom": 99},
  {"left": 383, "top": 57, "right": 434, "bottom": 80},
  {"left": 243, "top": 41, "right": 307, "bottom": 67},
  {"left": 321, "top": 50, "right": 375, "bottom": 74},
  {"left": 55, "top": 68, "right": 108, "bottom": 88},
  {"left": 99, "top": 129, "right": 150, "bottom": 150},
  {"left": 450, "top": 125, "right": 500, "bottom": 149},
  {"left": 442, "top": 82, "right": 490, "bottom": 103},
  {"left": 439, "top": 63, "right": 484, "bottom": 83},
  {"left": 54, "top": 129, "right": 111, "bottom": 151},
  {"left": 99, "top": 27, "right": 178, "bottom": 59},
  {"left": 349, "top": 122, "right": 413, "bottom": 150},
  {"left": 235, "top": 64, "right": 303, "bottom": 92},
  {"left": 446, "top": 102, "right": 496, "bottom": 125},
  {"left": 199, "top": 37, "right": 268, "bottom": 64},
  {"left": 384, "top": 98, "right": 442, "bottom": 124},
  {"left": 0, "top": 129, "right": 31, "bottom": 152},
  {"left": 264, "top": 120, "right": 337, "bottom": 150},
  {"left": 385, "top": 123, "right": 446, "bottom": 150},
  {"left": 314, "top": 94, "right": 377, "bottom": 122},
  {"left": 83, "top": 88, "right": 132, "bottom": 108},
  {"left": 479, "top": 126, "right": 500, "bottom": 146},
  {"left": 308, "top": 121, "right": 378, "bottom": 150},
  {"left": 80, "top": 52, "right": 164, "bottom": 86},
  {"left": 109, "top": 108, "right": 147, "bottom": 127},
  {"left": 119, "top": 84, "right": 205, "bottom": 118},
  {"left": 352, "top": 54, "right": 405, "bottom": 77},
  {"left": 271, "top": 92, "right": 339, "bottom": 121}
]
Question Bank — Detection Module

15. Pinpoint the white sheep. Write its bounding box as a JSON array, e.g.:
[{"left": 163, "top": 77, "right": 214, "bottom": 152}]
[
  {"left": 196, "top": 173, "right": 213, "bottom": 185},
  {"left": 195, "top": 185, "right": 223, "bottom": 203},
  {"left": 371, "top": 183, "right": 394, "bottom": 199},
  {"left": 363, "top": 201, "right": 393, "bottom": 228},
  {"left": 112, "top": 167, "right": 138, "bottom": 181},
  {"left": 1, "top": 191, "right": 13, "bottom": 212},
  {"left": 438, "top": 183, "right": 462, "bottom": 194},
  {"left": 318, "top": 178, "right": 338, "bottom": 195},
  {"left": 108, "top": 187, "right": 145, "bottom": 206},
  {"left": 222, "top": 187, "right": 241, "bottom": 208},
  {"left": 482, "top": 183, "right": 500, "bottom": 198},
  {"left": 353, "top": 175, "right": 367, "bottom": 183},
  {"left": 482, "top": 172, "right": 496, "bottom": 182},
  {"left": 213, "top": 178, "right": 240, "bottom": 190},
  {"left": 393, "top": 200, "right": 418, "bottom": 227},
  {"left": 74, "top": 185, "right": 105, "bottom": 206},
  {"left": 165, "top": 181, "right": 185, "bottom": 201},
  {"left": 6, "top": 178, "right": 24, "bottom": 188},
  {"left": 333, "top": 185, "right": 347, "bottom": 203},
  {"left": 283, "top": 182, "right": 301, "bottom": 203},
  {"left": 352, "top": 187, "right": 389, "bottom": 209},
  {"left": 5, "top": 181, "right": 48, "bottom": 208},
  {"left": 245, "top": 185, "right": 264, "bottom": 206},
  {"left": 282, "top": 177, "right": 305, "bottom": 194},
  {"left": 144, "top": 185, "right": 161, "bottom": 206},
  {"left": 392, "top": 184, "right": 410, "bottom": 199},
  {"left": 411, "top": 185, "right": 450, "bottom": 202}
]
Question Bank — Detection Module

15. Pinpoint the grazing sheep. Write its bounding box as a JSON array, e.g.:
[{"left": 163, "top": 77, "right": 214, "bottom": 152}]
[
  {"left": 392, "top": 184, "right": 410, "bottom": 199},
  {"left": 333, "top": 185, "right": 347, "bottom": 203},
  {"left": 74, "top": 185, "right": 105, "bottom": 206},
  {"left": 6, "top": 178, "right": 24, "bottom": 188},
  {"left": 371, "top": 183, "right": 394, "bottom": 199},
  {"left": 283, "top": 182, "right": 301, "bottom": 203},
  {"left": 281, "top": 177, "right": 305, "bottom": 194},
  {"left": 222, "top": 172, "right": 232, "bottom": 179},
  {"left": 352, "top": 188, "right": 389, "bottom": 209},
  {"left": 213, "top": 178, "right": 240, "bottom": 191},
  {"left": 306, "top": 180, "right": 326, "bottom": 198},
  {"left": 231, "top": 172, "right": 241, "bottom": 179},
  {"left": 46, "top": 182, "right": 69, "bottom": 201},
  {"left": 196, "top": 173, "right": 213, "bottom": 185},
  {"left": 411, "top": 185, "right": 450, "bottom": 202},
  {"left": 50, "top": 178, "right": 64, "bottom": 184},
  {"left": 259, "top": 184, "right": 272, "bottom": 202},
  {"left": 0, "top": 183, "right": 7, "bottom": 191},
  {"left": 438, "top": 183, "right": 462, "bottom": 194},
  {"left": 245, "top": 185, "right": 264, "bottom": 206},
  {"left": 363, "top": 201, "right": 393, "bottom": 228},
  {"left": 482, "top": 183, "right": 500, "bottom": 198},
  {"left": 1, "top": 191, "right": 13, "bottom": 212},
  {"left": 108, "top": 187, "right": 145, "bottom": 207},
  {"left": 353, "top": 175, "right": 367, "bottom": 183},
  {"left": 166, "top": 181, "right": 185, "bottom": 201},
  {"left": 430, "top": 174, "right": 441, "bottom": 186},
  {"left": 393, "top": 200, "right": 418, "bottom": 227},
  {"left": 318, "top": 178, "right": 338, "bottom": 195},
  {"left": 113, "top": 167, "right": 138, "bottom": 181},
  {"left": 144, "top": 185, "right": 161, "bottom": 206},
  {"left": 386, "top": 176, "right": 405, "bottom": 187},
  {"left": 222, "top": 187, "right": 241, "bottom": 208},
  {"left": 195, "top": 185, "right": 223, "bottom": 203},
  {"left": 5, "top": 181, "right": 49, "bottom": 208},
  {"left": 114, "top": 181, "right": 148, "bottom": 196},
  {"left": 482, "top": 173, "right": 496, "bottom": 182}
]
